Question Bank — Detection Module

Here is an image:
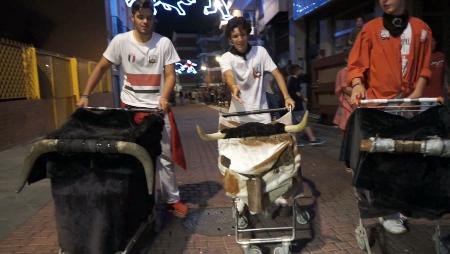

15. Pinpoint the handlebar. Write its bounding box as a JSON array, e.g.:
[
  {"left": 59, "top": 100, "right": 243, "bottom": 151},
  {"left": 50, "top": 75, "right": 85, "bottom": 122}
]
[
  {"left": 221, "top": 107, "right": 288, "bottom": 117},
  {"left": 84, "top": 106, "right": 163, "bottom": 113},
  {"left": 359, "top": 97, "right": 443, "bottom": 105}
]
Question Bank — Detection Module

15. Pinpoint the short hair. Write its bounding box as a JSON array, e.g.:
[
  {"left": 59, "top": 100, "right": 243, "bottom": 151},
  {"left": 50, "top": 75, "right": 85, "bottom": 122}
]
[
  {"left": 131, "top": 0, "right": 153, "bottom": 15},
  {"left": 225, "top": 17, "right": 252, "bottom": 39},
  {"left": 288, "top": 64, "right": 301, "bottom": 75}
]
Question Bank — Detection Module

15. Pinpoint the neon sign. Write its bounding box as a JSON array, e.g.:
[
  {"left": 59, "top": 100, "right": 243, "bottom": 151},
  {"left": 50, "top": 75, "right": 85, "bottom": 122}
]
[
  {"left": 175, "top": 60, "right": 198, "bottom": 74},
  {"left": 203, "top": 0, "right": 232, "bottom": 21},
  {"left": 124, "top": 0, "right": 231, "bottom": 21}
]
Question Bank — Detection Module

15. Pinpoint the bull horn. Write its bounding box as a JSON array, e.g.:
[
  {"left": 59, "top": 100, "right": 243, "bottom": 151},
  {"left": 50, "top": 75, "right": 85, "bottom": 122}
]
[
  {"left": 116, "top": 141, "right": 154, "bottom": 195},
  {"left": 17, "top": 139, "right": 58, "bottom": 193},
  {"left": 196, "top": 125, "right": 226, "bottom": 141},
  {"left": 285, "top": 111, "right": 309, "bottom": 133}
]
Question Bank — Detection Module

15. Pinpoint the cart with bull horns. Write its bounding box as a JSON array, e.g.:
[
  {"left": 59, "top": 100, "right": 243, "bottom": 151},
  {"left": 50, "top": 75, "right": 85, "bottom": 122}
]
[
  {"left": 197, "top": 108, "right": 312, "bottom": 254},
  {"left": 340, "top": 97, "right": 450, "bottom": 254},
  {"left": 17, "top": 107, "right": 164, "bottom": 254}
]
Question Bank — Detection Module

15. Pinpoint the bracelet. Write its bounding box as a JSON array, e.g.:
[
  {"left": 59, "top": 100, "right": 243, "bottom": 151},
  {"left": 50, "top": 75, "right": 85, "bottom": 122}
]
[
  {"left": 284, "top": 96, "right": 292, "bottom": 100},
  {"left": 80, "top": 95, "right": 89, "bottom": 99}
]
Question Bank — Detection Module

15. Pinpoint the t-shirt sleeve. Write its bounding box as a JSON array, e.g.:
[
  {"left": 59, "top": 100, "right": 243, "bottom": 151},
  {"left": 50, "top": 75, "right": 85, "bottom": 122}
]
[
  {"left": 163, "top": 38, "right": 180, "bottom": 65},
  {"left": 261, "top": 47, "right": 277, "bottom": 72},
  {"left": 219, "top": 53, "right": 232, "bottom": 73},
  {"left": 103, "top": 35, "right": 122, "bottom": 65}
]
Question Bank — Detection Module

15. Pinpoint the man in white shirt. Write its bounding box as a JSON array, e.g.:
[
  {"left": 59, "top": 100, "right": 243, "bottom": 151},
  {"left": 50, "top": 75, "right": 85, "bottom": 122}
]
[
  {"left": 219, "top": 17, "right": 295, "bottom": 123},
  {"left": 76, "top": 0, "right": 188, "bottom": 218}
]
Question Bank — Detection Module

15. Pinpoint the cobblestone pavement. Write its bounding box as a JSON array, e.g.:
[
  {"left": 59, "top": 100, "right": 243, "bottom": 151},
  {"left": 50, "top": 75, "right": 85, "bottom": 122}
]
[{"left": 0, "top": 104, "right": 448, "bottom": 254}]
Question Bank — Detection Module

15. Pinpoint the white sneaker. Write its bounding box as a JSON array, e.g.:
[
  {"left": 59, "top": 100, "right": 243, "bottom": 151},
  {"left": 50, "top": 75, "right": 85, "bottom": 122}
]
[{"left": 379, "top": 217, "right": 407, "bottom": 234}]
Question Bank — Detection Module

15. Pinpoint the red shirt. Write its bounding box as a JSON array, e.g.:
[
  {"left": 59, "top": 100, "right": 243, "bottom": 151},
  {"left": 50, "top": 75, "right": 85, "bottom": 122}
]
[
  {"left": 422, "top": 51, "right": 447, "bottom": 98},
  {"left": 347, "top": 17, "right": 433, "bottom": 99}
]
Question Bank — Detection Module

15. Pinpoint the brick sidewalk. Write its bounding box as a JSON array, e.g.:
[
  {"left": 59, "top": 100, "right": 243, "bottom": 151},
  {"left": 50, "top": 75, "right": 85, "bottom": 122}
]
[{"left": 0, "top": 104, "right": 448, "bottom": 254}]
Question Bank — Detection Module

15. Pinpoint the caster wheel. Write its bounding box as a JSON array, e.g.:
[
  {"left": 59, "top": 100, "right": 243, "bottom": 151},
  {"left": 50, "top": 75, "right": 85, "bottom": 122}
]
[
  {"left": 249, "top": 245, "right": 262, "bottom": 254},
  {"left": 355, "top": 228, "right": 367, "bottom": 251},
  {"left": 273, "top": 245, "right": 291, "bottom": 254},
  {"left": 296, "top": 210, "right": 311, "bottom": 225},
  {"left": 238, "top": 215, "right": 248, "bottom": 229}
]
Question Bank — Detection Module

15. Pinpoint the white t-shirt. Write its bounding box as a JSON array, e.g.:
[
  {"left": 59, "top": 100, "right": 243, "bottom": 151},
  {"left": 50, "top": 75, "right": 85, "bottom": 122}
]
[
  {"left": 400, "top": 23, "right": 412, "bottom": 76},
  {"left": 220, "top": 46, "right": 277, "bottom": 123},
  {"left": 103, "top": 31, "right": 180, "bottom": 108}
]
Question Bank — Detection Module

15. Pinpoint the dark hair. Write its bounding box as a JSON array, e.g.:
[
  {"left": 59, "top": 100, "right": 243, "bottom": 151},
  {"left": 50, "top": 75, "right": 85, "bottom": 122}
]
[
  {"left": 288, "top": 64, "right": 301, "bottom": 76},
  {"left": 131, "top": 0, "right": 153, "bottom": 15},
  {"left": 225, "top": 17, "right": 252, "bottom": 39}
]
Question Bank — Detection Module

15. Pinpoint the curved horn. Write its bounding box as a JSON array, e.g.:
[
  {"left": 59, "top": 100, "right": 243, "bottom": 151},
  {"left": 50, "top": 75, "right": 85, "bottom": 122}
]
[
  {"left": 196, "top": 125, "right": 226, "bottom": 141},
  {"left": 285, "top": 111, "right": 309, "bottom": 133},
  {"left": 17, "top": 139, "right": 58, "bottom": 193},
  {"left": 116, "top": 141, "right": 154, "bottom": 195}
]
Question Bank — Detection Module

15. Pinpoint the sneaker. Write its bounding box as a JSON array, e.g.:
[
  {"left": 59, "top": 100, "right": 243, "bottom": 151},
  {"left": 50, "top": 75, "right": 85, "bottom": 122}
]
[
  {"left": 308, "top": 138, "right": 326, "bottom": 146},
  {"left": 379, "top": 217, "right": 407, "bottom": 234},
  {"left": 167, "top": 201, "right": 188, "bottom": 218}
]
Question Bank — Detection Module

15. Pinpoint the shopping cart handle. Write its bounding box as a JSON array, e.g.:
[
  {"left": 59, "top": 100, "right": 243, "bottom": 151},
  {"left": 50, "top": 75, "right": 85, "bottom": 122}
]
[
  {"left": 359, "top": 97, "right": 443, "bottom": 105},
  {"left": 221, "top": 108, "right": 288, "bottom": 117},
  {"left": 84, "top": 106, "right": 162, "bottom": 113}
]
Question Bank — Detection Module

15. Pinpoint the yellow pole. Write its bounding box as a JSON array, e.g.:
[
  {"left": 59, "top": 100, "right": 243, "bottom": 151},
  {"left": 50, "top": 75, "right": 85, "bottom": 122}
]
[
  {"left": 26, "top": 47, "right": 40, "bottom": 99},
  {"left": 70, "top": 58, "right": 80, "bottom": 100}
]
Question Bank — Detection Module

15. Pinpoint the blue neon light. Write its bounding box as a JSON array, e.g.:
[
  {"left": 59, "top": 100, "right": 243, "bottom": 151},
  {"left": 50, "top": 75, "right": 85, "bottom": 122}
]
[{"left": 293, "top": 0, "right": 331, "bottom": 20}]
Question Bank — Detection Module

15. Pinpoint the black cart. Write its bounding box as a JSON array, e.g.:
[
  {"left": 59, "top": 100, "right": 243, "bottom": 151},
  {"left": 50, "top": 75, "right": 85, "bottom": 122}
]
[{"left": 17, "top": 107, "right": 164, "bottom": 254}]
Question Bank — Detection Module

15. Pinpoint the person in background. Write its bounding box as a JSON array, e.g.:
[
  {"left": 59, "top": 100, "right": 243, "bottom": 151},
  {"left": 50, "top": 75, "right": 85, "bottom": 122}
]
[
  {"left": 422, "top": 37, "right": 447, "bottom": 99},
  {"left": 287, "top": 64, "right": 326, "bottom": 146},
  {"left": 348, "top": 16, "right": 365, "bottom": 46},
  {"left": 333, "top": 52, "right": 353, "bottom": 132}
]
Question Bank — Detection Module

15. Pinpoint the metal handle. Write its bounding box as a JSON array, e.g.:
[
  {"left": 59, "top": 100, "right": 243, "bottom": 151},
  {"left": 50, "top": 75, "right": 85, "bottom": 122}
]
[
  {"left": 221, "top": 107, "right": 288, "bottom": 117},
  {"left": 360, "top": 97, "right": 443, "bottom": 105},
  {"left": 84, "top": 106, "right": 162, "bottom": 113}
]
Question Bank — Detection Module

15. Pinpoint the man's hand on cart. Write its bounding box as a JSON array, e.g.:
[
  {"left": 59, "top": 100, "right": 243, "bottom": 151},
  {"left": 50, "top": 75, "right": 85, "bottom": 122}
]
[
  {"left": 350, "top": 78, "right": 367, "bottom": 105},
  {"left": 158, "top": 97, "right": 170, "bottom": 112},
  {"left": 284, "top": 97, "right": 295, "bottom": 111},
  {"left": 76, "top": 95, "right": 89, "bottom": 108}
]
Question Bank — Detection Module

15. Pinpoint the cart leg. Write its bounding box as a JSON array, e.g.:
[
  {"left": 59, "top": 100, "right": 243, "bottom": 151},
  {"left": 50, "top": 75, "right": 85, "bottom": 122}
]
[
  {"left": 355, "top": 219, "right": 372, "bottom": 254},
  {"left": 435, "top": 223, "right": 441, "bottom": 254}
]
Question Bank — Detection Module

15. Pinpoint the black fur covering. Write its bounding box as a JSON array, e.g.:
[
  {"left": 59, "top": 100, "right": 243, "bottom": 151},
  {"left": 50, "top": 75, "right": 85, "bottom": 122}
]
[
  {"left": 28, "top": 108, "right": 164, "bottom": 253},
  {"left": 222, "top": 122, "right": 286, "bottom": 138},
  {"left": 341, "top": 106, "right": 450, "bottom": 219}
]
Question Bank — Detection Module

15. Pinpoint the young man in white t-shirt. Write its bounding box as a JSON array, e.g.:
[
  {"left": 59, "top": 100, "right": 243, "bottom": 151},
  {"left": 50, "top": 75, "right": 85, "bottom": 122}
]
[
  {"left": 219, "top": 17, "right": 295, "bottom": 123},
  {"left": 76, "top": 0, "right": 188, "bottom": 218}
]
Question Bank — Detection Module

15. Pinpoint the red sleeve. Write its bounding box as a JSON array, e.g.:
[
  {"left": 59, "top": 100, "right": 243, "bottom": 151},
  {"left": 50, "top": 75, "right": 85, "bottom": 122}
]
[
  {"left": 347, "top": 26, "right": 371, "bottom": 86},
  {"left": 419, "top": 27, "right": 433, "bottom": 80}
]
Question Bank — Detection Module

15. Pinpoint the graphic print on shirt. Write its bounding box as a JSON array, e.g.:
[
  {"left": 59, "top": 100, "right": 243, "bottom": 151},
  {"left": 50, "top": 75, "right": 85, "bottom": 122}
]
[
  {"left": 148, "top": 54, "right": 157, "bottom": 64},
  {"left": 128, "top": 53, "right": 136, "bottom": 63},
  {"left": 253, "top": 66, "right": 261, "bottom": 79},
  {"left": 400, "top": 24, "right": 412, "bottom": 76}
]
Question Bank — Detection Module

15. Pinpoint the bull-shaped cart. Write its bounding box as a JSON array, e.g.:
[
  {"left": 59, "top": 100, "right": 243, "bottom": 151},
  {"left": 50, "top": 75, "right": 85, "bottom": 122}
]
[
  {"left": 197, "top": 108, "right": 312, "bottom": 254},
  {"left": 17, "top": 107, "right": 164, "bottom": 254}
]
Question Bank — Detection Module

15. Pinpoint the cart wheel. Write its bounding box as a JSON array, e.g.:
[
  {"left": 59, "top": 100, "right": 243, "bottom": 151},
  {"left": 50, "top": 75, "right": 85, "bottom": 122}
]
[
  {"left": 296, "top": 210, "right": 311, "bottom": 225},
  {"left": 238, "top": 215, "right": 248, "bottom": 229},
  {"left": 249, "top": 245, "right": 263, "bottom": 254},
  {"left": 355, "top": 229, "right": 367, "bottom": 251},
  {"left": 273, "top": 245, "right": 291, "bottom": 254}
]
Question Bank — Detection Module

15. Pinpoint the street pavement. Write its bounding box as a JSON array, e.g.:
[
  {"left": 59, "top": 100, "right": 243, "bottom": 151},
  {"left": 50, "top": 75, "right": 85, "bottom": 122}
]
[{"left": 0, "top": 103, "right": 448, "bottom": 254}]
